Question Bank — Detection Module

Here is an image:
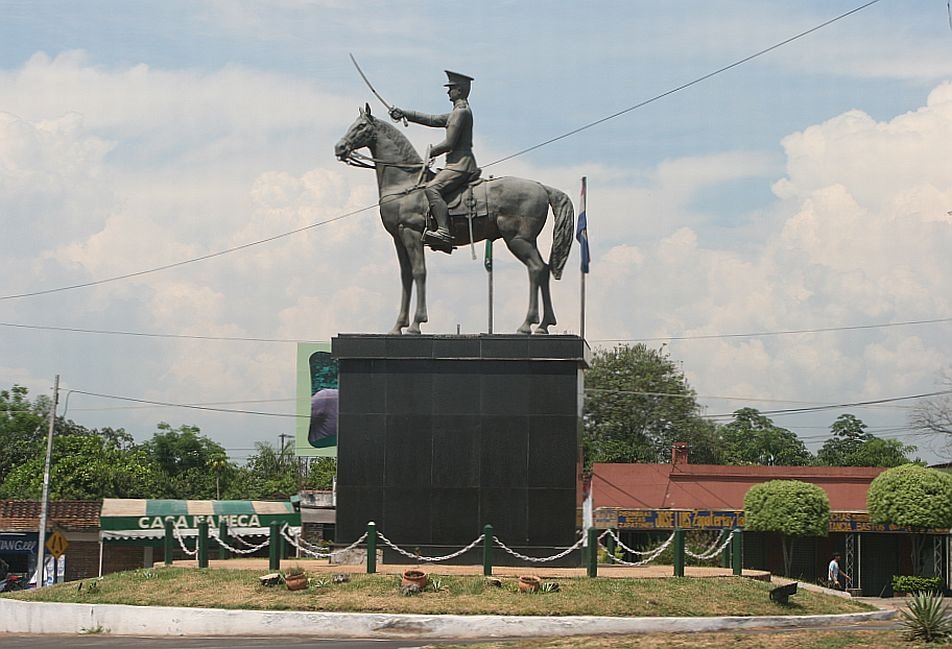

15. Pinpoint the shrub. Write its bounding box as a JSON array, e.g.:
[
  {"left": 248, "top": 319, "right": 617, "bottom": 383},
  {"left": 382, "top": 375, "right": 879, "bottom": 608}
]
[
  {"left": 900, "top": 592, "right": 952, "bottom": 643},
  {"left": 893, "top": 575, "right": 944, "bottom": 595}
]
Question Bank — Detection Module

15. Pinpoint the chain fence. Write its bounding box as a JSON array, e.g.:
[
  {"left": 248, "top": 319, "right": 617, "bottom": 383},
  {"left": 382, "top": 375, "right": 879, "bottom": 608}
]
[
  {"left": 376, "top": 532, "right": 486, "bottom": 562},
  {"left": 599, "top": 529, "right": 676, "bottom": 566},
  {"left": 684, "top": 529, "right": 735, "bottom": 560}
]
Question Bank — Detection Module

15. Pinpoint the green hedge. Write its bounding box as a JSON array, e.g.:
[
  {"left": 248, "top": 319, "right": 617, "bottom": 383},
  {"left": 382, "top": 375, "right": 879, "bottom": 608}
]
[{"left": 892, "top": 575, "right": 944, "bottom": 594}]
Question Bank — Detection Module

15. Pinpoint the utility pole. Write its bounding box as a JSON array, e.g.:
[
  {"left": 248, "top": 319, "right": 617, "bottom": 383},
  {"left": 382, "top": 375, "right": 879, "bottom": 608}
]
[
  {"left": 278, "top": 433, "right": 292, "bottom": 453},
  {"left": 37, "top": 374, "right": 59, "bottom": 588}
]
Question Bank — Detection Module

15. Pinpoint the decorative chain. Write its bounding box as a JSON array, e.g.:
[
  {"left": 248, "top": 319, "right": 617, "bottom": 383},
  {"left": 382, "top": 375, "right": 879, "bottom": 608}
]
[
  {"left": 376, "top": 532, "right": 486, "bottom": 562},
  {"left": 171, "top": 526, "right": 197, "bottom": 557},
  {"left": 281, "top": 524, "right": 369, "bottom": 559},
  {"left": 685, "top": 530, "right": 735, "bottom": 560},
  {"left": 209, "top": 532, "right": 270, "bottom": 555},
  {"left": 492, "top": 533, "right": 586, "bottom": 563},
  {"left": 605, "top": 529, "right": 676, "bottom": 557},
  {"left": 600, "top": 529, "right": 676, "bottom": 566}
]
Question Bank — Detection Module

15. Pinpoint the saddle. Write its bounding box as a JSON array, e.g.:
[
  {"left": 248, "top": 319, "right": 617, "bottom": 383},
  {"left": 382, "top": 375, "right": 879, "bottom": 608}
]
[{"left": 423, "top": 171, "right": 494, "bottom": 253}]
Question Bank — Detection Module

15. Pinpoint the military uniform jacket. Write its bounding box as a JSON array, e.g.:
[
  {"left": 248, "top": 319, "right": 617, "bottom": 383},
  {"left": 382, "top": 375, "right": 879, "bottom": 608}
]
[{"left": 403, "top": 99, "right": 478, "bottom": 174}]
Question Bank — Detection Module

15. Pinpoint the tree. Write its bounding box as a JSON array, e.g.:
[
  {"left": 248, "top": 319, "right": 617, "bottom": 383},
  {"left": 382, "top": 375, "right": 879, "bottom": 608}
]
[
  {"left": 0, "top": 433, "right": 158, "bottom": 499},
  {"left": 816, "top": 414, "right": 916, "bottom": 467},
  {"left": 0, "top": 385, "right": 55, "bottom": 480},
  {"left": 226, "top": 441, "right": 298, "bottom": 499},
  {"left": 911, "top": 374, "right": 952, "bottom": 456},
  {"left": 867, "top": 464, "right": 952, "bottom": 575},
  {"left": 718, "top": 408, "right": 812, "bottom": 466},
  {"left": 140, "top": 423, "right": 232, "bottom": 499},
  {"left": 583, "top": 344, "right": 716, "bottom": 466},
  {"left": 744, "top": 480, "right": 830, "bottom": 577}
]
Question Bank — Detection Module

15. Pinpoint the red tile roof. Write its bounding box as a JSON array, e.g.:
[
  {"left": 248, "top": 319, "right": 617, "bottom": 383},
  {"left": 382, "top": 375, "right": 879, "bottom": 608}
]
[
  {"left": 0, "top": 500, "right": 102, "bottom": 532},
  {"left": 592, "top": 463, "right": 886, "bottom": 512}
]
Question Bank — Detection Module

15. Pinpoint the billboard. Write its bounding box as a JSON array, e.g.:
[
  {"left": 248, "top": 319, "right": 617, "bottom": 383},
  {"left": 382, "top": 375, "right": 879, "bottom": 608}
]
[{"left": 295, "top": 342, "right": 339, "bottom": 457}]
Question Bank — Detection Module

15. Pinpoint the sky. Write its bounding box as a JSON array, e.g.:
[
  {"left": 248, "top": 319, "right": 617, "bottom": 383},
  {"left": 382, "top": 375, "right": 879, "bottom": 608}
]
[{"left": 2, "top": 0, "right": 952, "bottom": 465}]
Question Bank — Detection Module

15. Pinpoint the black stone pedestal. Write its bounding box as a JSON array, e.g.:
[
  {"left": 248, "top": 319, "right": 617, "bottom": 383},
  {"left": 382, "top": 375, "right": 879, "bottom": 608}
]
[{"left": 333, "top": 334, "right": 589, "bottom": 565}]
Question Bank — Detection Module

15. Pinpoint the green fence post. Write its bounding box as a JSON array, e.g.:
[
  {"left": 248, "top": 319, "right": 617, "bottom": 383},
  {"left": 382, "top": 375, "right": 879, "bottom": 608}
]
[
  {"left": 269, "top": 521, "right": 281, "bottom": 571},
  {"left": 218, "top": 520, "right": 228, "bottom": 560},
  {"left": 197, "top": 521, "right": 209, "bottom": 568},
  {"left": 366, "top": 522, "right": 377, "bottom": 574},
  {"left": 673, "top": 528, "right": 684, "bottom": 577},
  {"left": 482, "top": 524, "right": 493, "bottom": 576},
  {"left": 732, "top": 528, "right": 743, "bottom": 576},
  {"left": 164, "top": 519, "right": 174, "bottom": 566},
  {"left": 587, "top": 528, "right": 598, "bottom": 578}
]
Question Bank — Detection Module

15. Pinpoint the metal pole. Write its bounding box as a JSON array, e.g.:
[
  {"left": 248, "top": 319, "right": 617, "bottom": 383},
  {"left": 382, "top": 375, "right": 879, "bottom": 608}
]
[
  {"left": 579, "top": 272, "right": 586, "bottom": 341},
  {"left": 487, "top": 241, "right": 494, "bottom": 334},
  {"left": 366, "top": 522, "right": 377, "bottom": 574},
  {"left": 673, "top": 528, "right": 685, "bottom": 577},
  {"left": 197, "top": 521, "right": 209, "bottom": 568},
  {"left": 36, "top": 374, "right": 59, "bottom": 588},
  {"left": 482, "top": 524, "right": 493, "bottom": 576},
  {"left": 732, "top": 528, "right": 743, "bottom": 576},
  {"left": 164, "top": 519, "right": 174, "bottom": 566},
  {"left": 269, "top": 521, "right": 281, "bottom": 571},
  {"left": 587, "top": 528, "right": 598, "bottom": 577}
]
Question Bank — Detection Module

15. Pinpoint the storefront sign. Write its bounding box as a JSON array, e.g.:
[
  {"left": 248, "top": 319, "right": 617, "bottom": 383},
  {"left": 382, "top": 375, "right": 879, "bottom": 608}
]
[
  {"left": 615, "top": 509, "right": 745, "bottom": 530},
  {"left": 0, "top": 534, "right": 38, "bottom": 554}
]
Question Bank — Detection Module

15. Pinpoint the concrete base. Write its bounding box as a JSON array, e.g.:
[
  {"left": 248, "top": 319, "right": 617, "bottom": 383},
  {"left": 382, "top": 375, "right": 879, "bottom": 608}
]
[{"left": 0, "top": 598, "right": 896, "bottom": 638}]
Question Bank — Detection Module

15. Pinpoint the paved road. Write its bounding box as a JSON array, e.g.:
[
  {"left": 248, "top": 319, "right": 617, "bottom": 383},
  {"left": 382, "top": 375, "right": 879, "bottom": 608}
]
[{"left": 0, "top": 637, "right": 479, "bottom": 649}]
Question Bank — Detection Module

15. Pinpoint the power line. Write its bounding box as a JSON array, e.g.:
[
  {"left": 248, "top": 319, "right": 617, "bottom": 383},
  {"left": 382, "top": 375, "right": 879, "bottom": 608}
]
[
  {"left": 0, "top": 321, "right": 312, "bottom": 343},
  {"left": 5, "top": 312, "right": 950, "bottom": 345},
  {"left": 69, "top": 389, "right": 306, "bottom": 419},
  {"left": 705, "top": 389, "right": 952, "bottom": 419},
  {"left": 0, "top": 0, "right": 882, "bottom": 303},
  {"left": 590, "top": 316, "right": 952, "bottom": 344},
  {"left": 485, "top": 0, "right": 882, "bottom": 167}
]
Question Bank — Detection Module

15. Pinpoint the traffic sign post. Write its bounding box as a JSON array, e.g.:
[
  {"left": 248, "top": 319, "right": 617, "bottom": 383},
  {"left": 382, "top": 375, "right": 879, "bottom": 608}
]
[{"left": 46, "top": 530, "right": 68, "bottom": 559}]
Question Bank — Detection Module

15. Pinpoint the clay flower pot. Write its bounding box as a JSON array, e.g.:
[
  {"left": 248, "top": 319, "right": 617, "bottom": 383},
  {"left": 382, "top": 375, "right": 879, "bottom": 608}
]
[
  {"left": 401, "top": 569, "right": 427, "bottom": 590},
  {"left": 518, "top": 575, "right": 542, "bottom": 593},
  {"left": 285, "top": 573, "right": 308, "bottom": 591}
]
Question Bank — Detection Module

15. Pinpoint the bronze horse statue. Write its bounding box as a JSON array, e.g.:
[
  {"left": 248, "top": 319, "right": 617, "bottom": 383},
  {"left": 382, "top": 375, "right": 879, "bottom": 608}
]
[{"left": 334, "top": 104, "right": 574, "bottom": 335}]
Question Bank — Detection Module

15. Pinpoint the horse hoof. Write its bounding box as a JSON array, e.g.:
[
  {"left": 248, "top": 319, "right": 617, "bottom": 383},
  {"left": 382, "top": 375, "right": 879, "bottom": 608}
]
[
  {"left": 533, "top": 326, "right": 550, "bottom": 335},
  {"left": 516, "top": 327, "right": 532, "bottom": 335},
  {"left": 407, "top": 327, "right": 422, "bottom": 335}
]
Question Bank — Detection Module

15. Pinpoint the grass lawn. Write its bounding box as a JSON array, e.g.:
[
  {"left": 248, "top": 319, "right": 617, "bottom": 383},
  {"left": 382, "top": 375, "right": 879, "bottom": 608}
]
[{"left": 4, "top": 567, "right": 876, "bottom": 618}]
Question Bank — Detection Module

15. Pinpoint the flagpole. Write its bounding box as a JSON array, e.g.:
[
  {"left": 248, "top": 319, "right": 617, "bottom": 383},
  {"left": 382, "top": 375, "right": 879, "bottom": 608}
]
[
  {"left": 485, "top": 240, "right": 494, "bottom": 334},
  {"left": 580, "top": 269, "right": 586, "bottom": 341},
  {"left": 577, "top": 176, "right": 589, "bottom": 341}
]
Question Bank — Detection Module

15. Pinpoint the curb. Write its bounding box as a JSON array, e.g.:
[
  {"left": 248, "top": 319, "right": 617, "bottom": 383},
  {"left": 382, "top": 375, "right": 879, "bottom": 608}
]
[{"left": 0, "top": 599, "right": 897, "bottom": 638}]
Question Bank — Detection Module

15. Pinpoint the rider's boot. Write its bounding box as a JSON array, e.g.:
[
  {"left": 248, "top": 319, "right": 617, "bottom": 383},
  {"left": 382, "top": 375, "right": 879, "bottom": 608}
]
[{"left": 423, "top": 193, "right": 454, "bottom": 253}]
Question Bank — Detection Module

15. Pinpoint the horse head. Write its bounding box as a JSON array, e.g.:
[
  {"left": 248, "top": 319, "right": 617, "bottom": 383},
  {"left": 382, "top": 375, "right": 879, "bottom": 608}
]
[{"left": 334, "top": 103, "right": 377, "bottom": 161}]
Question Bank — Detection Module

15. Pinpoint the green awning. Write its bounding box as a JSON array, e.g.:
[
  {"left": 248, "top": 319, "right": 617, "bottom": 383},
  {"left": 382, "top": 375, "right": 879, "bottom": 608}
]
[{"left": 99, "top": 498, "right": 301, "bottom": 540}]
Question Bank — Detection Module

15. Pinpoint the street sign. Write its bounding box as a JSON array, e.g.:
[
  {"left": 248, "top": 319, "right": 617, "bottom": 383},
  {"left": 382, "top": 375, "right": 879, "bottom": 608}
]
[{"left": 46, "top": 530, "right": 68, "bottom": 559}]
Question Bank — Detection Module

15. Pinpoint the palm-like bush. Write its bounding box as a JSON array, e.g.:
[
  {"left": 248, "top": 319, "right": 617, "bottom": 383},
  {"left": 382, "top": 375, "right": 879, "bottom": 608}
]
[{"left": 900, "top": 592, "right": 952, "bottom": 643}]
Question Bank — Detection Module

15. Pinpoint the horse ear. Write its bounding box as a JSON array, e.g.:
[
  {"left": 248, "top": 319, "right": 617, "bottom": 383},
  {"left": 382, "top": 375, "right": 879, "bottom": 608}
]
[
  {"left": 359, "top": 104, "right": 366, "bottom": 116},
  {"left": 365, "top": 102, "right": 372, "bottom": 116}
]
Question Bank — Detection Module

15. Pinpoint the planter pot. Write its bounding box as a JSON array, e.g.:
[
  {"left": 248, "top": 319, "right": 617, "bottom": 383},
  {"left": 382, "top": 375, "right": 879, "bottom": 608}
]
[
  {"left": 285, "top": 574, "right": 308, "bottom": 591},
  {"left": 402, "top": 570, "right": 427, "bottom": 590},
  {"left": 518, "top": 575, "right": 542, "bottom": 593}
]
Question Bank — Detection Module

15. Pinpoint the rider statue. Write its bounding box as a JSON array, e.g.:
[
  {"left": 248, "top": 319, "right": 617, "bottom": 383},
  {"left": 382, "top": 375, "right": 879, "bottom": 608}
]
[{"left": 389, "top": 70, "right": 479, "bottom": 253}]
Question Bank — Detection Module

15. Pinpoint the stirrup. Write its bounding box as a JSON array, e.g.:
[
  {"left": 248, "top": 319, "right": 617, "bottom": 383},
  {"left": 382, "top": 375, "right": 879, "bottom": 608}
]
[{"left": 423, "top": 230, "right": 454, "bottom": 254}]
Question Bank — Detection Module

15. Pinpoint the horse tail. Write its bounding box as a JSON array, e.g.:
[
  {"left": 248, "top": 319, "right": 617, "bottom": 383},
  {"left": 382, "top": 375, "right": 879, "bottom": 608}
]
[{"left": 544, "top": 185, "right": 575, "bottom": 281}]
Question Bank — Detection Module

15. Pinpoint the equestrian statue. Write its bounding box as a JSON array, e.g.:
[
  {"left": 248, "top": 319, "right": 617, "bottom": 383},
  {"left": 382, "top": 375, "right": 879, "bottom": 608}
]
[{"left": 334, "top": 69, "right": 574, "bottom": 335}]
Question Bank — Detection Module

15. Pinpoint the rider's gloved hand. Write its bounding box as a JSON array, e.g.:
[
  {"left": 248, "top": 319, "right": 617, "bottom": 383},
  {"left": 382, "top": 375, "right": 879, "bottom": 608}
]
[{"left": 389, "top": 107, "right": 405, "bottom": 122}]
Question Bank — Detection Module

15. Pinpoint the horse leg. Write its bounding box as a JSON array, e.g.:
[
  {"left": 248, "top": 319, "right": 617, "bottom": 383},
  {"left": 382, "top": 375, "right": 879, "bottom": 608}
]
[
  {"left": 505, "top": 236, "right": 546, "bottom": 335},
  {"left": 537, "top": 262, "right": 557, "bottom": 335},
  {"left": 389, "top": 231, "right": 412, "bottom": 335},
  {"left": 399, "top": 227, "right": 428, "bottom": 334}
]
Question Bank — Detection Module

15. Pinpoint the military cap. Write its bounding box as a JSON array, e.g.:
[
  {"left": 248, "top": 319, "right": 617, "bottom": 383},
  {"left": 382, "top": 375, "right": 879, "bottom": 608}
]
[{"left": 444, "top": 70, "right": 474, "bottom": 87}]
